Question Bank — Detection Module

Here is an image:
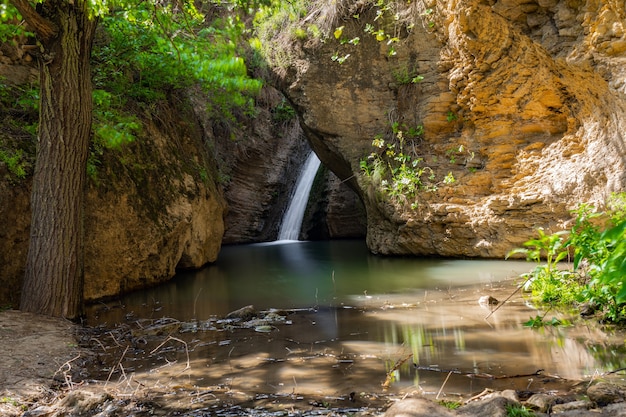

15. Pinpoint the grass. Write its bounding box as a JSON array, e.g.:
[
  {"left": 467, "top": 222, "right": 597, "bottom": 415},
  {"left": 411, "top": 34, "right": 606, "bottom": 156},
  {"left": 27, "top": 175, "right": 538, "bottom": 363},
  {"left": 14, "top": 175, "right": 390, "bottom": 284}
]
[{"left": 505, "top": 404, "right": 534, "bottom": 416}]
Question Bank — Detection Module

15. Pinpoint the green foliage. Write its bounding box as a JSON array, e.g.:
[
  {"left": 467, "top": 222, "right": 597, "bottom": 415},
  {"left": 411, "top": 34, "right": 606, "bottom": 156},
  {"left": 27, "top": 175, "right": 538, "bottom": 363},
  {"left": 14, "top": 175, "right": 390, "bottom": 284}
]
[
  {"left": 511, "top": 193, "right": 626, "bottom": 323},
  {"left": 92, "top": 89, "right": 141, "bottom": 149},
  {"left": 0, "top": 148, "right": 28, "bottom": 179},
  {"left": 446, "top": 145, "right": 474, "bottom": 165},
  {"left": 360, "top": 121, "right": 437, "bottom": 206},
  {"left": 331, "top": 51, "right": 351, "bottom": 64},
  {"left": 271, "top": 98, "right": 296, "bottom": 123},
  {"left": 439, "top": 400, "right": 461, "bottom": 410},
  {"left": 252, "top": 0, "right": 310, "bottom": 68},
  {"left": 443, "top": 172, "right": 455, "bottom": 185},
  {"left": 392, "top": 66, "right": 423, "bottom": 85},
  {"left": 359, "top": 119, "right": 471, "bottom": 207},
  {"left": 92, "top": 1, "right": 262, "bottom": 120},
  {"left": 505, "top": 404, "right": 534, "bottom": 417},
  {"left": 87, "top": 0, "right": 266, "bottom": 177},
  {"left": 0, "top": 77, "right": 37, "bottom": 182},
  {"left": 0, "top": 3, "right": 33, "bottom": 41},
  {"left": 88, "top": 89, "right": 142, "bottom": 180},
  {"left": 523, "top": 314, "right": 569, "bottom": 328},
  {"left": 508, "top": 228, "right": 569, "bottom": 276}
]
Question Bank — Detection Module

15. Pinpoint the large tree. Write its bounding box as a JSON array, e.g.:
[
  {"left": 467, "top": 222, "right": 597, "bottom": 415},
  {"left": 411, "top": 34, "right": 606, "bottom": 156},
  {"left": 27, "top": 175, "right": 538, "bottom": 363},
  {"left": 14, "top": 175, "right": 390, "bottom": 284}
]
[
  {"left": 3, "top": 0, "right": 262, "bottom": 319},
  {"left": 10, "top": 0, "right": 97, "bottom": 318}
]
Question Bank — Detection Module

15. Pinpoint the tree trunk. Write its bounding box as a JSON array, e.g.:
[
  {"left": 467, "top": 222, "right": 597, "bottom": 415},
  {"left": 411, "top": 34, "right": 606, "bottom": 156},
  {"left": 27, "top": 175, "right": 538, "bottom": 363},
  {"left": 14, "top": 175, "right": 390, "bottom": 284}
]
[{"left": 19, "top": 0, "right": 97, "bottom": 319}]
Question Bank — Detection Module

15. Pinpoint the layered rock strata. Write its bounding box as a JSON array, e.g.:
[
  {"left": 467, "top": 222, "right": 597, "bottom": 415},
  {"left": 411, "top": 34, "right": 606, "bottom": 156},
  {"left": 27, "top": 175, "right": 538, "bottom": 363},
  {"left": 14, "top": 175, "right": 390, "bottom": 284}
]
[{"left": 268, "top": 0, "right": 626, "bottom": 256}]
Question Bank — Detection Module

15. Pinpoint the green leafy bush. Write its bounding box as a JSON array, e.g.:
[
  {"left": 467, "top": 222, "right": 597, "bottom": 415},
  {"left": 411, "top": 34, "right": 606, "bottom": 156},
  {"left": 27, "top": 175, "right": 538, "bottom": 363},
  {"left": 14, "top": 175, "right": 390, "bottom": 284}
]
[
  {"left": 87, "top": 1, "right": 265, "bottom": 177},
  {"left": 511, "top": 193, "right": 626, "bottom": 323},
  {"left": 0, "top": 148, "right": 28, "bottom": 179}
]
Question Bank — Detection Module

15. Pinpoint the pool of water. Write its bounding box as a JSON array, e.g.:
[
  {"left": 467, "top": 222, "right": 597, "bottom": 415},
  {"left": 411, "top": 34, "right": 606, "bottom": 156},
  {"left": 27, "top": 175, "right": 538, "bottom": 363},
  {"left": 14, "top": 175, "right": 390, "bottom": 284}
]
[
  {"left": 87, "top": 240, "right": 529, "bottom": 321},
  {"left": 85, "top": 240, "right": 626, "bottom": 400}
]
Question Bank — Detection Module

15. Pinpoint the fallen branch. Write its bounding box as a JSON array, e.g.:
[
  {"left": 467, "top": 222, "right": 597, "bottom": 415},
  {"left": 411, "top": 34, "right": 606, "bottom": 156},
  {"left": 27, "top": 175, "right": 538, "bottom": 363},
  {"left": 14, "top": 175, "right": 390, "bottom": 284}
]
[
  {"left": 382, "top": 353, "right": 413, "bottom": 390},
  {"left": 414, "top": 365, "right": 545, "bottom": 380},
  {"left": 436, "top": 371, "right": 453, "bottom": 400}
]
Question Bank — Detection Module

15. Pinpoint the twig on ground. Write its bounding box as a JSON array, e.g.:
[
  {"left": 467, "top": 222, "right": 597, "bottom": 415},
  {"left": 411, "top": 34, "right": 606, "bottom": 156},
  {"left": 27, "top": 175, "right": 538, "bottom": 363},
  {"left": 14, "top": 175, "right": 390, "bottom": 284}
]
[
  {"left": 90, "top": 337, "right": 107, "bottom": 353},
  {"left": 436, "top": 370, "right": 453, "bottom": 400},
  {"left": 55, "top": 354, "right": 81, "bottom": 390},
  {"left": 150, "top": 335, "right": 191, "bottom": 372},
  {"left": 105, "top": 345, "right": 129, "bottom": 387}
]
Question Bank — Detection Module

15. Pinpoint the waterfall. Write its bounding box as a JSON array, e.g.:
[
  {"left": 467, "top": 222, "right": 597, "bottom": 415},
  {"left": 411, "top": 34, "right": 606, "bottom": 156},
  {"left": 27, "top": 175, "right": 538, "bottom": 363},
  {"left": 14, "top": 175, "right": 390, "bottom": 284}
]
[{"left": 278, "top": 152, "right": 321, "bottom": 241}]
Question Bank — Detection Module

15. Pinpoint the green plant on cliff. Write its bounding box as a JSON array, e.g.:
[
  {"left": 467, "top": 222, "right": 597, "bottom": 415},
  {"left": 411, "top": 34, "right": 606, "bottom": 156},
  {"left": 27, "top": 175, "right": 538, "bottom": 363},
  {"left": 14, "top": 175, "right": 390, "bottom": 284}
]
[
  {"left": 255, "top": 0, "right": 423, "bottom": 67},
  {"left": 392, "top": 65, "right": 424, "bottom": 85},
  {"left": 360, "top": 121, "right": 436, "bottom": 206},
  {"left": 511, "top": 193, "right": 626, "bottom": 323},
  {"left": 0, "top": 147, "right": 28, "bottom": 180}
]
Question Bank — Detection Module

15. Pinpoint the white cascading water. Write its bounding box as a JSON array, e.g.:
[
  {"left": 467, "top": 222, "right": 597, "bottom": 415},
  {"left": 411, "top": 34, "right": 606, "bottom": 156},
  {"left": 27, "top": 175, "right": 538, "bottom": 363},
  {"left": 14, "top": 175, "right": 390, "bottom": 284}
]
[{"left": 277, "top": 152, "right": 321, "bottom": 241}]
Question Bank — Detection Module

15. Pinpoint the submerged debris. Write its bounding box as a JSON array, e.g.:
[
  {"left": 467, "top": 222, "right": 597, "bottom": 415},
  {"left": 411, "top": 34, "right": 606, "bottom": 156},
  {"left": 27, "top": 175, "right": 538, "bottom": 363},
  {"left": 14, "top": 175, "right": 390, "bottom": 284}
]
[{"left": 478, "top": 295, "right": 499, "bottom": 306}]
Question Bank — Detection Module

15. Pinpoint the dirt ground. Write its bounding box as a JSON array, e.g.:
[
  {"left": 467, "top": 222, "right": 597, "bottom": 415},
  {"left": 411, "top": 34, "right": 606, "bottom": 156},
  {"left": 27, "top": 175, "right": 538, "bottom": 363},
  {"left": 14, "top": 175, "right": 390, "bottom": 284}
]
[{"left": 0, "top": 309, "right": 81, "bottom": 415}]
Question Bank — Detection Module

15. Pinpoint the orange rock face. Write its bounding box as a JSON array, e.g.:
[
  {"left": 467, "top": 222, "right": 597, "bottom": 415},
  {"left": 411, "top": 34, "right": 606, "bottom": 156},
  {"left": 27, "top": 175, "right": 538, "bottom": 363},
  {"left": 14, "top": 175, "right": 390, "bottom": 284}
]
[{"left": 270, "top": 0, "right": 626, "bottom": 257}]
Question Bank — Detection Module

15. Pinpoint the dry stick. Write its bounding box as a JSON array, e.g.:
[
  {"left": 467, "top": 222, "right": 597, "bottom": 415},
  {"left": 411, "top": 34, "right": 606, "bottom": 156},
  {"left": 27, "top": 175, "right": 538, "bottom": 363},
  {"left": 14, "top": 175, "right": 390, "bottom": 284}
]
[
  {"left": 436, "top": 371, "right": 453, "bottom": 400},
  {"left": 106, "top": 344, "right": 129, "bottom": 387},
  {"left": 107, "top": 331, "right": 124, "bottom": 347},
  {"left": 382, "top": 353, "right": 414, "bottom": 390},
  {"left": 484, "top": 274, "right": 534, "bottom": 320},
  {"left": 90, "top": 336, "right": 108, "bottom": 353},
  {"left": 55, "top": 354, "right": 81, "bottom": 391},
  {"left": 150, "top": 335, "right": 191, "bottom": 371}
]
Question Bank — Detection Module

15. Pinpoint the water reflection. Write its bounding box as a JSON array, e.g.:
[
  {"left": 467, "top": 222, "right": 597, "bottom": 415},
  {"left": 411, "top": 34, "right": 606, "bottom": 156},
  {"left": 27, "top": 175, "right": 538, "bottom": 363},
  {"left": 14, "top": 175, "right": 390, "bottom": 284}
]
[
  {"left": 86, "top": 240, "right": 626, "bottom": 397},
  {"left": 88, "top": 240, "right": 527, "bottom": 323}
]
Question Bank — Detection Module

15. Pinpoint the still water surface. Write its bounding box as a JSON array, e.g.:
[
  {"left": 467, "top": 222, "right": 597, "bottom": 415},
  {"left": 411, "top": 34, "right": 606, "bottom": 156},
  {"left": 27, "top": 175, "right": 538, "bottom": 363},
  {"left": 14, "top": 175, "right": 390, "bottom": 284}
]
[
  {"left": 90, "top": 240, "right": 528, "bottom": 320},
  {"left": 87, "top": 240, "right": 626, "bottom": 399}
]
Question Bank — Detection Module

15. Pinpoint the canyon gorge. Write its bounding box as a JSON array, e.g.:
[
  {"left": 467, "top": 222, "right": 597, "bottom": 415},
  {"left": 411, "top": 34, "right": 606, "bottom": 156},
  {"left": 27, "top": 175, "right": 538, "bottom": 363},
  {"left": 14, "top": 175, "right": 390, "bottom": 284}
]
[{"left": 1, "top": 0, "right": 625, "bottom": 306}]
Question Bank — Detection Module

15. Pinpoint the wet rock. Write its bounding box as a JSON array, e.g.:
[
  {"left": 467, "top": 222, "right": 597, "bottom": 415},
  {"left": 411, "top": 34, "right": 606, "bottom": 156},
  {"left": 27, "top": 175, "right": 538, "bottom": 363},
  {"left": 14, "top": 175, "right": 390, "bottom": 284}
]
[
  {"left": 22, "top": 407, "right": 54, "bottom": 417},
  {"left": 226, "top": 305, "right": 257, "bottom": 321},
  {"left": 383, "top": 398, "right": 456, "bottom": 417},
  {"left": 525, "top": 393, "right": 557, "bottom": 412},
  {"left": 550, "top": 399, "right": 593, "bottom": 414},
  {"left": 495, "top": 389, "right": 518, "bottom": 402},
  {"left": 602, "top": 402, "right": 626, "bottom": 416},
  {"left": 457, "top": 396, "right": 518, "bottom": 417},
  {"left": 588, "top": 382, "right": 626, "bottom": 406},
  {"left": 478, "top": 295, "right": 499, "bottom": 306}
]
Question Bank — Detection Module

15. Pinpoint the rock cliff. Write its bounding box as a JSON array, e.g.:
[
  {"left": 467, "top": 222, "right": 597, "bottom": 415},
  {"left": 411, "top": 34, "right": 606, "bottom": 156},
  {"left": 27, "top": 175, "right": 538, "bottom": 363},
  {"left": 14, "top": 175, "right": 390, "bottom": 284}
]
[
  {"left": 266, "top": 0, "right": 626, "bottom": 257},
  {"left": 81, "top": 100, "right": 226, "bottom": 300},
  {"left": 0, "top": 91, "right": 227, "bottom": 304}
]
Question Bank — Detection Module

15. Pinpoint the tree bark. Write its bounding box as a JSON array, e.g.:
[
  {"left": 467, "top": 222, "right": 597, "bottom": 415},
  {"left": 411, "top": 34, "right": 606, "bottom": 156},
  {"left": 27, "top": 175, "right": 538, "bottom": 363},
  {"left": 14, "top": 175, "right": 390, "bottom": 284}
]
[{"left": 18, "top": 0, "right": 97, "bottom": 318}]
